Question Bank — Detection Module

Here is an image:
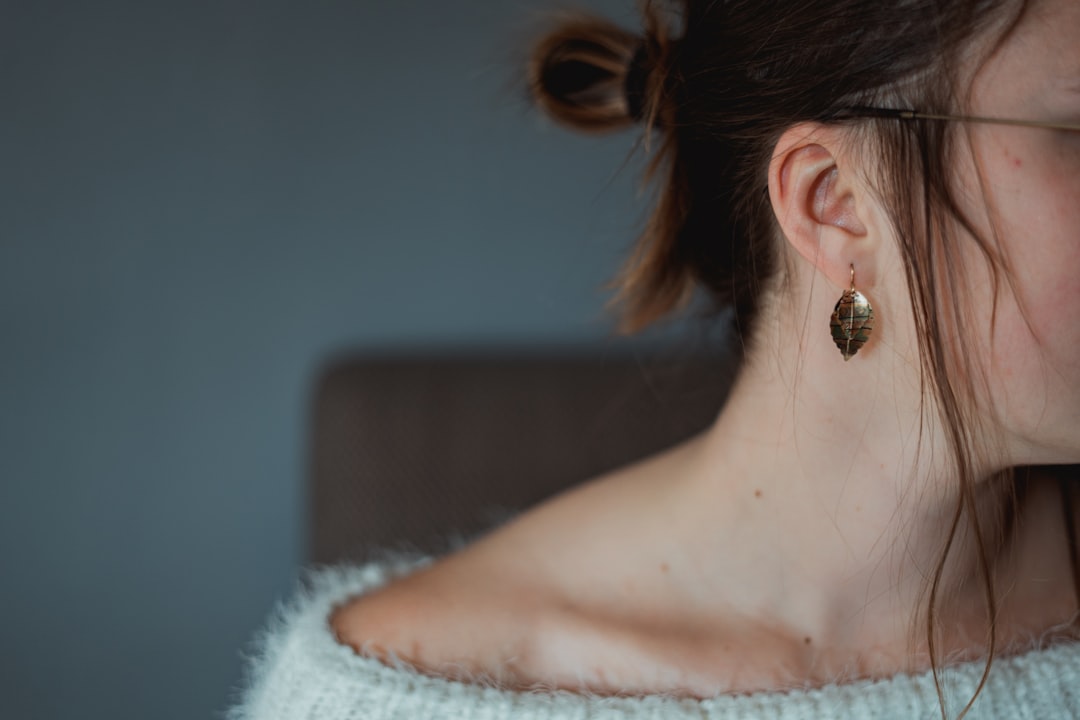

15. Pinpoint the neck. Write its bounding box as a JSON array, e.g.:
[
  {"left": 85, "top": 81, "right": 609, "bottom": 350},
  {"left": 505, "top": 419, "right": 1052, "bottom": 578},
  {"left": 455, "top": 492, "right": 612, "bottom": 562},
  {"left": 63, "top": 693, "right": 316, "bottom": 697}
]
[{"left": 665, "top": 284, "right": 1079, "bottom": 680}]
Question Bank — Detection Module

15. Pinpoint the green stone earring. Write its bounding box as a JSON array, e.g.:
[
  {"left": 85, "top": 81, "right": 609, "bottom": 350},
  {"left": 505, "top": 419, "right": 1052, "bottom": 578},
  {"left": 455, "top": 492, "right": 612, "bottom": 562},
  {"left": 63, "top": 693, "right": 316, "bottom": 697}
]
[{"left": 830, "top": 265, "right": 874, "bottom": 361}]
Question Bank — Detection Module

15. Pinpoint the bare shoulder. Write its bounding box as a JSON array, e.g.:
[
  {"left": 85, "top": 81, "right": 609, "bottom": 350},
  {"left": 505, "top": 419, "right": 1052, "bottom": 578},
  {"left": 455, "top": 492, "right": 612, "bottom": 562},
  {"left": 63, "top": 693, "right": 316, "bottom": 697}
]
[
  {"left": 328, "top": 550, "right": 672, "bottom": 693},
  {"left": 329, "top": 432, "right": 712, "bottom": 689},
  {"left": 329, "top": 548, "right": 550, "bottom": 685},
  {"left": 327, "top": 496, "right": 640, "bottom": 686}
]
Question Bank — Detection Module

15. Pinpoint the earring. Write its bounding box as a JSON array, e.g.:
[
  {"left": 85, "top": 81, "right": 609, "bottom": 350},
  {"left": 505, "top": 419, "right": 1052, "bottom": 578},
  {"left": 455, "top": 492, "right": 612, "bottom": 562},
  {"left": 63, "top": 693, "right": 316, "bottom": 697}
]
[{"left": 830, "top": 265, "right": 874, "bottom": 361}]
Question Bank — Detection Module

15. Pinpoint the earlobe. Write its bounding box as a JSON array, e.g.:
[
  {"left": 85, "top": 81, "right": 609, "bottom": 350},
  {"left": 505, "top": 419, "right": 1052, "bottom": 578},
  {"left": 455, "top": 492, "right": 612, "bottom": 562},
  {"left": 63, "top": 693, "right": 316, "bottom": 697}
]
[{"left": 767, "top": 124, "right": 873, "bottom": 290}]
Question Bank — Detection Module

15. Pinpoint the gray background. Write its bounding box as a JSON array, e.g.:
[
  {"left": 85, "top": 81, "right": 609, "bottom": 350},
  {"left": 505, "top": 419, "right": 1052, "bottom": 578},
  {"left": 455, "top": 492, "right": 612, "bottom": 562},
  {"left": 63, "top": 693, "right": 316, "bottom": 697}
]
[{"left": 0, "top": 1, "right": 712, "bottom": 719}]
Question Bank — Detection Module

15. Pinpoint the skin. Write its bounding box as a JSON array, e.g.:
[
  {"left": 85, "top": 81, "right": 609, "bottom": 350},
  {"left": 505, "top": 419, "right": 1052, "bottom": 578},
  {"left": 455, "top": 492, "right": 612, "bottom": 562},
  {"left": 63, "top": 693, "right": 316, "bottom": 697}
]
[
  {"left": 960, "top": 0, "right": 1080, "bottom": 464},
  {"left": 331, "top": 0, "right": 1080, "bottom": 697}
]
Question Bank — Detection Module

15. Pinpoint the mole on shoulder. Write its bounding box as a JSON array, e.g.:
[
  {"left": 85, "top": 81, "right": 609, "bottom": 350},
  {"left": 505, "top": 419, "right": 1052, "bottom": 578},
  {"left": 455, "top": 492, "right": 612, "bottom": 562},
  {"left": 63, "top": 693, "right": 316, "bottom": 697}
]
[{"left": 754, "top": 489, "right": 763, "bottom": 498}]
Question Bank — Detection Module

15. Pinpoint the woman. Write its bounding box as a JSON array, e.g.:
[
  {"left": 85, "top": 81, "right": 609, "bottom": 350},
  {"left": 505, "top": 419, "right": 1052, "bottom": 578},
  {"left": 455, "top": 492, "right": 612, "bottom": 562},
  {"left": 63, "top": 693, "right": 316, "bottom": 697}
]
[{"left": 227, "top": 0, "right": 1080, "bottom": 717}]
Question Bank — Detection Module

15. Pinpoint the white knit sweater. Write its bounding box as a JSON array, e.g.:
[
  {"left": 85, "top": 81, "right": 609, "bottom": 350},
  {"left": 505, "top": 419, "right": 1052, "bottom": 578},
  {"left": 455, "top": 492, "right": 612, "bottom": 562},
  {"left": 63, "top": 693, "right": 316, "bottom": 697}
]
[{"left": 225, "top": 555, "right": 1080, "bottom": 720}]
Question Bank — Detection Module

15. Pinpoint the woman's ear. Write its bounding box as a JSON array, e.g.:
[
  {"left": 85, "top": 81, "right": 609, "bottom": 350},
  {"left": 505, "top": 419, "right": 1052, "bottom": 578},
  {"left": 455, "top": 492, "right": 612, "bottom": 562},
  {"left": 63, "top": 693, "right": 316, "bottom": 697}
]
[{"left": 767, "top": 123, "right": 877, "bottom": 290}]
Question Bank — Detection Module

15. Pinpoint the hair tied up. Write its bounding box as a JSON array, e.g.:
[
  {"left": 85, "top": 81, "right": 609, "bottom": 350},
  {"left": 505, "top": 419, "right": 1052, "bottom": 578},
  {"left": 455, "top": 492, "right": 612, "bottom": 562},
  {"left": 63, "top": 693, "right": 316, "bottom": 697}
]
[{"left": 527, "top": 11, "right": 672, "bottom": 134}]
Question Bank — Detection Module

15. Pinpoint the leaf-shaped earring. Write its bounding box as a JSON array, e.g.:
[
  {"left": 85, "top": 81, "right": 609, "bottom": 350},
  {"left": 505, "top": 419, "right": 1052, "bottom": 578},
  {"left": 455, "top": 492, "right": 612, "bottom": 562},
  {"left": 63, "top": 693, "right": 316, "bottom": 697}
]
[{"left": 830, "top": 265, "right": 874, "bottom": 361}]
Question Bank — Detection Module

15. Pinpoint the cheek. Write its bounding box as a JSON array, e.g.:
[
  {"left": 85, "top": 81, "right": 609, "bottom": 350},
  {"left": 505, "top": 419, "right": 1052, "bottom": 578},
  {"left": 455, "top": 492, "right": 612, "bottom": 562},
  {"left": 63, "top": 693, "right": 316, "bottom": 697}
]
[
  {"left": 980, "top": 138, "right": 1080, "bottom": 453},
  {"left": 994, "top": 139, "right": 1080, "bottom": 348}
]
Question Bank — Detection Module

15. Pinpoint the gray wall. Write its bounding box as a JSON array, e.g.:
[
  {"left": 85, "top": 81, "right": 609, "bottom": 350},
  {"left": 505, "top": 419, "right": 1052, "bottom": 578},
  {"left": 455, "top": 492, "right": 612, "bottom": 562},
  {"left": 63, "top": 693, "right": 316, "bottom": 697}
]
[{"left": 0, "top": 1, "right": 702, "bottom": 719}]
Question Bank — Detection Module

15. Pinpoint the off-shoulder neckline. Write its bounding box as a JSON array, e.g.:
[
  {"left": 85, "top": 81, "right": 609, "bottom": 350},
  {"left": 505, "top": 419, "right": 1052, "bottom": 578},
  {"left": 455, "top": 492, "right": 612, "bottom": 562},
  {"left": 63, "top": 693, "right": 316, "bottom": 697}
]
[{"left": 256, "top": 554, "right": 1080, "bottom": 718}]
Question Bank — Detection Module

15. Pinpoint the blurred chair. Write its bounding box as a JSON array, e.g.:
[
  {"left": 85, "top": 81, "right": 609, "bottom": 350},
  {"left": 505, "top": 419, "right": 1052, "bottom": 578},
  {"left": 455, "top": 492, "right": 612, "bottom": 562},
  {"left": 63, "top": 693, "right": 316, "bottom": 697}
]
[{"left": 307, "top": 346, "right": 737, "bottom": 564}]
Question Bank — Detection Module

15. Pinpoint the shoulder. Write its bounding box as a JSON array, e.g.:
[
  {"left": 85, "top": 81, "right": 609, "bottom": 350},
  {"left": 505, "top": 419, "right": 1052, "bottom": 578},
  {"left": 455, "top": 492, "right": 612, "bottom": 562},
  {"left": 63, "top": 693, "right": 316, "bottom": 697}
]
[
  {"left": 329, "top": 435, "right": 714, "bottom": 691},
  {"left": 327, "top": 549, "right": 759, "bottom": 698},
  {"left": 326, "top": 476, "right": 658, "bottom": 690},
  {"left": 329, "top": 549, "right": 550, "bottom": 686}
]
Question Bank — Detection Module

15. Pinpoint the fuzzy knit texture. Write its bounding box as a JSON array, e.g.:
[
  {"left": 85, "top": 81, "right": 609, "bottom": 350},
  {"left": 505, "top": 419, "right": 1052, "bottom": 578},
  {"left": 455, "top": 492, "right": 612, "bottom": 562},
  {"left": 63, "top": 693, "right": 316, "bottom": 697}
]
[{"left": 224, "top": 554, "right": 1080, "bottom": 720}]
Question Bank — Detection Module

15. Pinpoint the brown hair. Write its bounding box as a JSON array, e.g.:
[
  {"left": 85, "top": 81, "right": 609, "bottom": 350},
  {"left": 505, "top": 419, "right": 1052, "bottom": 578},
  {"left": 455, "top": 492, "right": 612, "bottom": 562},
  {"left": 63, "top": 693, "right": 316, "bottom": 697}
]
[{"left": 526, "top": 1, "right": 1080, "bottom": 718}]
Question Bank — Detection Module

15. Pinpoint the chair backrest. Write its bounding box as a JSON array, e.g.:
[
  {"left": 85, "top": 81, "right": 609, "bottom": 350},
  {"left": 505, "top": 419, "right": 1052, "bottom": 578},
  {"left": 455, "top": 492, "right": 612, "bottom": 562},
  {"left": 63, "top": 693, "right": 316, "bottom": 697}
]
[{"left": 308, "top": 348, "right": 736, "bottom": 564}]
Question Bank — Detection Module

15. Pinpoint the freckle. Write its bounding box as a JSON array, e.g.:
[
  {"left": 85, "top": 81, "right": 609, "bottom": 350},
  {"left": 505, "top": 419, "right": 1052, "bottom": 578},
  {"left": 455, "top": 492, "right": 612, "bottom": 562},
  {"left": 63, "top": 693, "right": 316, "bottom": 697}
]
[
  {"left": 660, "top": 562, "right": 670, "bottom": 573},
  {"left": 804, "top": 637, "right": 812, "bottom": 645},
  {"left": 754, "top": 489, "right": 763, "bottom": 498}
]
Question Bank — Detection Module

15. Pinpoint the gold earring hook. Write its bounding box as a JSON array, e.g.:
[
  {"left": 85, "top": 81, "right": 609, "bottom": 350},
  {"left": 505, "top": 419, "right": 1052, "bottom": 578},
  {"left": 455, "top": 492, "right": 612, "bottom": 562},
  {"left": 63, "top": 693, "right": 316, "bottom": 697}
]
[{"left": 849, "top": 264, "right": 855, "bottom": 292}]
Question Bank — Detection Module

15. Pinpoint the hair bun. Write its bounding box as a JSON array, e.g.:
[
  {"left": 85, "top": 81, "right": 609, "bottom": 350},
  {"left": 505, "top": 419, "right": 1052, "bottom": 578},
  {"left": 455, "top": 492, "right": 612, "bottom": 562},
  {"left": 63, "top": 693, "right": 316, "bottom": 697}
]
[{"left": 527, "top": 13, "right": 645, "bottom": 133}]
